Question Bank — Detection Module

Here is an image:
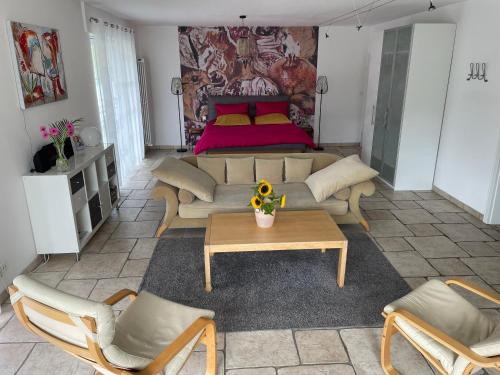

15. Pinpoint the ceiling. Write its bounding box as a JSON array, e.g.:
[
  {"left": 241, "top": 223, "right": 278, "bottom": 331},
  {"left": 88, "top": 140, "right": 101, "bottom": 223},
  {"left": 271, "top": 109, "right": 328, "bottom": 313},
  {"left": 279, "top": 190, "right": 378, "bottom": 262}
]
[{"left": 84, "top": 0, "right": 466, "bottom": 26}]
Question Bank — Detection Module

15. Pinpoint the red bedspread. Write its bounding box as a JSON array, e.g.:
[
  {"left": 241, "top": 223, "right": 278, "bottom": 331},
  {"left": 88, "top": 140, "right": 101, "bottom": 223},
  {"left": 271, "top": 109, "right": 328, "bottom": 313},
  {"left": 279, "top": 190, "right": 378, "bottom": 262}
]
[{"left": 194, "top": 121, "right": 316, "bottom": 154}]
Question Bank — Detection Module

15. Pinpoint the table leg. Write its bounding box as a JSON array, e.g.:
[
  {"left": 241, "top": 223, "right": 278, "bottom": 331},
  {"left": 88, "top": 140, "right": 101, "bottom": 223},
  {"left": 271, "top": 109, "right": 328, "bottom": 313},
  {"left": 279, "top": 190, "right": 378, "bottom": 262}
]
[
  {"left": 204, "top": 246, "right": 212, "bottom": 293},
  {"left": 337, "top": 241, "right": 348, "bottom": 287}
]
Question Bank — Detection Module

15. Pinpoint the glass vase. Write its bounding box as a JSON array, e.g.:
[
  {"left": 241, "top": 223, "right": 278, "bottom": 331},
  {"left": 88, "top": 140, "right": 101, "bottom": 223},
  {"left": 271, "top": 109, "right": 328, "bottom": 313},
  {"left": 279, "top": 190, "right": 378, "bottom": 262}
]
[{"left": 55, "top": 144, "right": 69, "bottom": 172}]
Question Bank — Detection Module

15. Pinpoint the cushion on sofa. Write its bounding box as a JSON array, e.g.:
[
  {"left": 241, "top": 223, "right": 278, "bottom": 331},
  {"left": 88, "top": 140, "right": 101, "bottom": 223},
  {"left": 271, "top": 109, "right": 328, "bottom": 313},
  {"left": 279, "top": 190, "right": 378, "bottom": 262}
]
[
  {"left": 197, "top": 157, "right": 226, "bottom": 184},
  {"left": 285, "top": 157, "right": 313, "bottom": 183},
  {"left": 179, "top": 183, "right": 348, "bottom": 219},
  {"left": 305, "top": 155, "right": 378, "bottom": 202},
  {"left": 178, "top": 189, "right": 195, "bottom": 204},
  {"left": 255, "top": 159, "right": 283, "bottom": 184},
  {"left": 152, "top": 157, "right": 216, "bottom": 202},
  {"left": 226, "top": 157, "right": 255, "bottom": 184}
]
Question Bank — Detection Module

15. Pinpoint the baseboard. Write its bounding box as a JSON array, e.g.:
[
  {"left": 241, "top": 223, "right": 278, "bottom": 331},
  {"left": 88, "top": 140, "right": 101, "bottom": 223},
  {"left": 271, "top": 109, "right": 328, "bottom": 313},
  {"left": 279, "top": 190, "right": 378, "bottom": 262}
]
[
  {"left": 432, "top": 185, "right": 484, "bottom": 220},
  {"left": 0, "top": 255, "right": 42, "bottom": 304},
  {"left": 146, "top": 145, "right": 183, "bottom": 151}
]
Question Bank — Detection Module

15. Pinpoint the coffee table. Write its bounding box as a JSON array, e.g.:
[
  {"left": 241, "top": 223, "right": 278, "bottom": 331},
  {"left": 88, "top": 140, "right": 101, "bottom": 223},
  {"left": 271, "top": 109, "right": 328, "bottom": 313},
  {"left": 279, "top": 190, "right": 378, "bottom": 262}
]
[{"left": 204, "top": 210, "right": 348, "bottom": 292}]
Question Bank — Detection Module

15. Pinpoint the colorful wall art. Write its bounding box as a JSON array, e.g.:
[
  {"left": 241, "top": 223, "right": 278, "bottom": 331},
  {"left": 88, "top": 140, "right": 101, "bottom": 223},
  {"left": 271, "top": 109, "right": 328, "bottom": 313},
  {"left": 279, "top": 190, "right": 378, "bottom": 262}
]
[
  {"left": 9, "top": 21, "right": 68, "bottom": 109},
  {"left": 178, "top": 26, "right": 318, "bottom": 133}
]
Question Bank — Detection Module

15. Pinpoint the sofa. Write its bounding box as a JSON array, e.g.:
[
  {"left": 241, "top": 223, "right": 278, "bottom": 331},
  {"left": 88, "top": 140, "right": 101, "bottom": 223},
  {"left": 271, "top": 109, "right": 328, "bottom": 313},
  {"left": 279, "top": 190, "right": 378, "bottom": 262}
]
[{"left": 151, "top": 153, "right": 376, "bottom": 238}]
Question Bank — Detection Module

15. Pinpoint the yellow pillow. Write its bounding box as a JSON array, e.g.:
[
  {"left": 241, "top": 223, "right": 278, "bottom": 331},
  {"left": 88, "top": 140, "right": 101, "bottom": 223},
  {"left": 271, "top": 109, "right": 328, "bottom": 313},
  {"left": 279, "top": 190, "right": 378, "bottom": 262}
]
[
  {"left": 214, "top": 114, "right": 251, "bottom": 126},
  {"left": 255, "top": 113, "right": 291, "bottom": 125}
]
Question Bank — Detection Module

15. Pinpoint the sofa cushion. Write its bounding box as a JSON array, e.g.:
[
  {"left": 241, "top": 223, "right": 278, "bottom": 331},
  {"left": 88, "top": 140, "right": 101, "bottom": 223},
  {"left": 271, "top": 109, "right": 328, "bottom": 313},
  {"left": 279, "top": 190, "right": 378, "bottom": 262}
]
[
  {"left": 152, "top": 157, "right": 216, "bottom": 202},
  {"left": 179, "top": 183, "right": 348, "bottom": 219},
  {"left": 285, "top": 157, "right": 313, "bottom": 183},
  {"left": 197, "top": 157, "right": 226, "bottom": 184},
  {"left": 305, "top": 155, "right": 378, "bottom": 202},
  {"left": 226, "top": 157, "right": 254, "bottom": 184},
  {"left": 256, "top": 159, "right": 283, "bottom": 184}
]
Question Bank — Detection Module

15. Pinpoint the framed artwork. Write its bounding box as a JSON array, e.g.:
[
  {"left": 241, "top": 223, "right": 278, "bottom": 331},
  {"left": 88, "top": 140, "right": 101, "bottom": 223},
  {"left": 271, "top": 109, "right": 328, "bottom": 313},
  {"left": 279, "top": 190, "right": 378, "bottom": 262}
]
[{"left": 8, "top": 21, "right": 68, "bottom": 109}]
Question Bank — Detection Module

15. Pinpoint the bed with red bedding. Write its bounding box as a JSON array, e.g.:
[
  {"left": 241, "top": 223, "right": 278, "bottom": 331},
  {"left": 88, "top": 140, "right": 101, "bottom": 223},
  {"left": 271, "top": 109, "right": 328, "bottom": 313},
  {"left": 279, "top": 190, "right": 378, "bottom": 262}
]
[{"left": 194, "top": 96, "right": 316, "bottom": 154}]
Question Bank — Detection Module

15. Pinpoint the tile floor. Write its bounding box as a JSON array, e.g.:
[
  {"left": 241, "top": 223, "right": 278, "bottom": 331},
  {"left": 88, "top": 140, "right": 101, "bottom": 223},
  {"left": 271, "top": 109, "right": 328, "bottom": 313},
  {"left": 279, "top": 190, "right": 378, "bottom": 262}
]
[{"left": 1, "top": 146, "right": 499, "bottom": 375}]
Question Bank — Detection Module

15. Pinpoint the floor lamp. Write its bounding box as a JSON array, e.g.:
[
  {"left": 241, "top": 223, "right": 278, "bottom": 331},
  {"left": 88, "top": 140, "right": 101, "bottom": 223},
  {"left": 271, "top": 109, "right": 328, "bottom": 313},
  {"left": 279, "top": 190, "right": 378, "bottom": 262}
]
[
  {"left": 171, "top": 77, "right": 187, "bottom": 153},
  {"left": 315, "top": 75, "right": 328, "bottom": 151}
]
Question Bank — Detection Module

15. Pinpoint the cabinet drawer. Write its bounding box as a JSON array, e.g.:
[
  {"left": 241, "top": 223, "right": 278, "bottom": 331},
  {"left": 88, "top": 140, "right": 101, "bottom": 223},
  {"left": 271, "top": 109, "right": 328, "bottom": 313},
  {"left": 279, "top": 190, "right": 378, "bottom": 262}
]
[
  {"left": 105, "top": 148, "right": 115, "bottom": 165},
  {"left": 71, "top": 187, "right": 87, "bottom": 213},
  {"left": 88, "top": 193, "right": 102, "bottom": 229},
  {"left": 107, "top": 161, "right": 116, "bottom": 179},
  {"left": 70, "top": 172, "right": 85, "bottom": 194}
]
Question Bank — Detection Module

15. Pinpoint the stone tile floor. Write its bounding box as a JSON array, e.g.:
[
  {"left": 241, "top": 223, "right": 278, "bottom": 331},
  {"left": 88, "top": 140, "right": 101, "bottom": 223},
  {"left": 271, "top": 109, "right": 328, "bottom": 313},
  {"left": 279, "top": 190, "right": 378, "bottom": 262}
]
[{"left": 1, "top": 146, "right": 499, "bottom": 375}]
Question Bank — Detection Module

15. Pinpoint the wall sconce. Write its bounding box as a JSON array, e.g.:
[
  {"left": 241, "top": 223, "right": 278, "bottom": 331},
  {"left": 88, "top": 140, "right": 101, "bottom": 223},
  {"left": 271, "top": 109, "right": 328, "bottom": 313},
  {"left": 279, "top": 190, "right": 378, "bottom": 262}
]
[{"left": 467, "top": 63, "right": 488, "bottom": 82}]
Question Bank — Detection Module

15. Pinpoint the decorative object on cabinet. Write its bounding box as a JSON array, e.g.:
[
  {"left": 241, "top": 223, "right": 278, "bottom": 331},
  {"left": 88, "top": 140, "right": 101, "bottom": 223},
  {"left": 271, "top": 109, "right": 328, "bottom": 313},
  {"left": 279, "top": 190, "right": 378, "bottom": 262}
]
[
  {"left": 370, "top": 24, "right": 456, "bottom": 190},
  {"left": 466, "top": 62, "right": 488, "bottom": 82},
  {"left": 80, "top": 126, "right": 102, "bottom": 147},
  {"left": 315, "top": 75, "right": 328, "bottom": 151},
  {"left": 23, "top": 145, "right": 119, "bottom": 261},
  {"left": 8, "top": 21, "right": 68, "bottom": 109},
  {"left": 33, "top": 138, "right": 73, "bottom": 173},
  {"left": 171, "top": 77, "right": 187, "bottom": 153}
]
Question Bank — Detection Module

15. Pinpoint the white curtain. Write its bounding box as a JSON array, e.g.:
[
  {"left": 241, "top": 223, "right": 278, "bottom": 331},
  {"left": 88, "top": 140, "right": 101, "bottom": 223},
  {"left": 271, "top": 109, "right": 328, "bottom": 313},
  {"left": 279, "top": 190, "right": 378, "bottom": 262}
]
[{"left": 90, "top": 21, "right": 144, "bottom": 186}]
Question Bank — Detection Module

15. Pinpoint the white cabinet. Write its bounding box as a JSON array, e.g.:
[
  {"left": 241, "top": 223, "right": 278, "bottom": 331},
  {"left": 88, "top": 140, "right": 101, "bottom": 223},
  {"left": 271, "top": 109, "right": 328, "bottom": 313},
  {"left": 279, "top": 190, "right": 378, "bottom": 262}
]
[
  {"left": 370, "top": 24, "right": 456, "bottom": 191},
  {"left": 23, "top": 145, "right": 120, "bottom": 258}
]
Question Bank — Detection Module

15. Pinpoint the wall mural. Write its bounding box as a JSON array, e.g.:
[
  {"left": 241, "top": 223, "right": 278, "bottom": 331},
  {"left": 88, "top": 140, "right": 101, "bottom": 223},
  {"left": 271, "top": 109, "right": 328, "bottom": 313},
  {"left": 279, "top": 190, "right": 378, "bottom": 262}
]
[
  {"left": 178, "top": 26, "right": 318, "bottom": 138},
  {"left": 8, "top": 21, "right": 67, "bottom": 109}
]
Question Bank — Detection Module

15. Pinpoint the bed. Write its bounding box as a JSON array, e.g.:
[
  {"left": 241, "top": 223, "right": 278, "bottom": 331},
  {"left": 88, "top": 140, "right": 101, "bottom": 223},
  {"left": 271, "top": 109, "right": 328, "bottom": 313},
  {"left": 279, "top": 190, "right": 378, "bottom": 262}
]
[{"left": 193, "top": 96, "right": 316, "bottom": 155}]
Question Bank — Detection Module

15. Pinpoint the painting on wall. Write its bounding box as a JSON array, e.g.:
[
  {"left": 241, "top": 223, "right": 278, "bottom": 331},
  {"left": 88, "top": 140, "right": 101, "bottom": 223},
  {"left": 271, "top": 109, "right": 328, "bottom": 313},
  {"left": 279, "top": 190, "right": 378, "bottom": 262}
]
[
  {"left": 8, "top": 21, "right": 68, "bottom": 109},
  {"left": 178, "top": 26, "right": 318, "bottom": 135}
]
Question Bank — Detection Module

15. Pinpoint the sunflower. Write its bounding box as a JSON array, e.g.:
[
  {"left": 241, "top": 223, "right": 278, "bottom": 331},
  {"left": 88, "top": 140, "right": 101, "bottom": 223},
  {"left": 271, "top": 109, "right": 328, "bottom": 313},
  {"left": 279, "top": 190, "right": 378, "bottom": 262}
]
[
  {"left": 258, "top": 180, "right": 272, "bottom": 197},
  {"left": 280, "top": 194, "right": 286, "bottom": 208},
  {"left": 250, "top": 195, "right": 262, "bottom": 209}
]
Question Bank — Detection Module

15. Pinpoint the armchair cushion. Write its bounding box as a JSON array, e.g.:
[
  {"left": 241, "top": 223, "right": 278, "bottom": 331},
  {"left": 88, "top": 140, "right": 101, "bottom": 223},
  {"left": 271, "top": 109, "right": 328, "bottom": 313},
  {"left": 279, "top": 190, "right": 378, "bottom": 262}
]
[
  {"left": 106, "top": 291, "right": 214, "bottom": 374},
  {"left": 384, "top": 279, "right": 497, "bottom": 374},
  {"left": 152, "top": 157, "right": 216, "bottom": 202}
]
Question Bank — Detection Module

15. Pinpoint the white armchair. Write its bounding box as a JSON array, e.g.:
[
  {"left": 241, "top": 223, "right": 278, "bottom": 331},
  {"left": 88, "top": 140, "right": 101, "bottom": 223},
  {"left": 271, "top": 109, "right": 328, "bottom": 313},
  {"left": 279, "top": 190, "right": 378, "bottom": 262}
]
[
  {"left": 381, "top": 279, "right": 500, "bottom": 375},
  {"left": 8, "top": 274, "right": 217, "bottom": 375}
]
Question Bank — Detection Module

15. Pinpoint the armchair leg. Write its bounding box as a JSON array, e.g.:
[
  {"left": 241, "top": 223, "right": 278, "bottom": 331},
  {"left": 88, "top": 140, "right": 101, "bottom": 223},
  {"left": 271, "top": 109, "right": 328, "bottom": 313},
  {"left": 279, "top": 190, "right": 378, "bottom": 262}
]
[
  {"left": 205, "top": 321, "right": 217, "bottom": 375},
  {"left": 381, "top": 316, "right": 401, "bottom": 375}
]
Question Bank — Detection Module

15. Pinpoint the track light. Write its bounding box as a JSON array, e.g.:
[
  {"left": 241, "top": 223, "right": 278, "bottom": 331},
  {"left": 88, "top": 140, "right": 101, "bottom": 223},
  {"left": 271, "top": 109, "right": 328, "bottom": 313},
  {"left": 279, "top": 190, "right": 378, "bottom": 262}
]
[{"left": 428, "top": 0, "right": 436, "bottom": 11}]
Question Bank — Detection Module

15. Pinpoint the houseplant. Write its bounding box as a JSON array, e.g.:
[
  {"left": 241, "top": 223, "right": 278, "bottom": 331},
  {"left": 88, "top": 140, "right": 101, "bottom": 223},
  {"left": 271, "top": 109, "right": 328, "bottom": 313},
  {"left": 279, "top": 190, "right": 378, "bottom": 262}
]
[
  {"left": 249, "top": 179, "right": 286, "bottom": 228},
  {"left": 39, "top": 118, "right": 81, "bottom": 172}
]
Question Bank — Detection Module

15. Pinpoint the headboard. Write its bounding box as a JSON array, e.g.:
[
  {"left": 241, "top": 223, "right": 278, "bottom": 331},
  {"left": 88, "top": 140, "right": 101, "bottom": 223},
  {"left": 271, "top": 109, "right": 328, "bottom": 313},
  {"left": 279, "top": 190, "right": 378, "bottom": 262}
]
[{"left": 207, "top": 95, "right": 290, "bottom": 121}]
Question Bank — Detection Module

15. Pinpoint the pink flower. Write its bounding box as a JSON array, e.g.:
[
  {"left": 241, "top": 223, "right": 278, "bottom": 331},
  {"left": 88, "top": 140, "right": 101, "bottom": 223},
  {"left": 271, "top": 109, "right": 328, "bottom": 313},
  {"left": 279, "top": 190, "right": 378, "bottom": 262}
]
[
  {"left": 49, "top": 127, "right": 59, "bottom": 136},
  {"left": 67, "top": 127, "right": 75, "bottom": 137},
  {"left": 41, "top": 130, "right": 49, "bottom": 139},
  {"left": 39, "top": 125, "right": 47, "bottom": 132},
  {"left": 66, "top": 121, "right": 74, "bottom": 132}
]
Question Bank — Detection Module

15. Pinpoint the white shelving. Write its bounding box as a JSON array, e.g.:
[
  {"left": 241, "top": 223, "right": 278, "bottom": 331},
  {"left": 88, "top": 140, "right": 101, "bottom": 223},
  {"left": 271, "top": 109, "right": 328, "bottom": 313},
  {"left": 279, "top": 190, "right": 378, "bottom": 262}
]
[{"left": 23, "top": 144, "right": 119, "bottom": 257}]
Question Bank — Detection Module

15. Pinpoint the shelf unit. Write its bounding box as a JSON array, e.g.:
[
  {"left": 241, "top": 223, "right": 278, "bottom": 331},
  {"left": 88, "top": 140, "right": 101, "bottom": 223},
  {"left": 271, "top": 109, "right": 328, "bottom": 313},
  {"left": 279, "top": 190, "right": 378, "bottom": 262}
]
[{"left": 23, "top": 144, "right": 120, "bottom": 257}]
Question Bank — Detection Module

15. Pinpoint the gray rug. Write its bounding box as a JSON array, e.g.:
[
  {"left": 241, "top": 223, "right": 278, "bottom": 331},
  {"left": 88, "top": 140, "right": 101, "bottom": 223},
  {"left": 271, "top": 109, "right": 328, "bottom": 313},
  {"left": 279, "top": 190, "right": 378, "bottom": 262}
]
[{"left": 140, "top": 230, "right": 411, "bottom": 332}]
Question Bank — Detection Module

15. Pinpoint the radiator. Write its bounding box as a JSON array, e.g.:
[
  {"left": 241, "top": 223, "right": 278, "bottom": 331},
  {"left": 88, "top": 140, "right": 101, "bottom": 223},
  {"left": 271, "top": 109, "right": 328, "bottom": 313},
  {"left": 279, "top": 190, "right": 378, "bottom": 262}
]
[{"left": 137, "top": 58, "right": 153, "bottom": 146}]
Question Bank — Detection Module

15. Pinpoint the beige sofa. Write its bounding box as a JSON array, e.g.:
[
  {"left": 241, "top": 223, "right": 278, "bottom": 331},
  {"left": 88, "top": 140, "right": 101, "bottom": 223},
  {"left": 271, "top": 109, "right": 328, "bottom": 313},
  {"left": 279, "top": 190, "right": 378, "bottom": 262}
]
[{"left": 152, "top": 153, "right": 376, "bottom": 238}]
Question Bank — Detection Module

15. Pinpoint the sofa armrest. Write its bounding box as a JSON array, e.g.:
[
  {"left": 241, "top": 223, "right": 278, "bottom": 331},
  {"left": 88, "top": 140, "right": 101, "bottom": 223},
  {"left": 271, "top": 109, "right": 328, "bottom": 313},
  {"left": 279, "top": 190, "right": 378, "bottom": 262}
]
[
  {"left": 348, "top": 180, "right": 376, "bottom": 231},
  {"left": 152, "top": 181, "right": 179, "bottom": 237}
]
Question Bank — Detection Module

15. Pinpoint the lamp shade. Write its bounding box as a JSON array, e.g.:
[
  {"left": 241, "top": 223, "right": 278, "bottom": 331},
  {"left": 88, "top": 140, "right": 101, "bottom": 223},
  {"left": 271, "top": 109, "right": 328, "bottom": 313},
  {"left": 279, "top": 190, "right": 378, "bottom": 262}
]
[
  {"left": 316, "top": 75, "right": 328, "bottom": 94},
  {"left": 171, "top": 77, "right": 183, "bottom": 95}
]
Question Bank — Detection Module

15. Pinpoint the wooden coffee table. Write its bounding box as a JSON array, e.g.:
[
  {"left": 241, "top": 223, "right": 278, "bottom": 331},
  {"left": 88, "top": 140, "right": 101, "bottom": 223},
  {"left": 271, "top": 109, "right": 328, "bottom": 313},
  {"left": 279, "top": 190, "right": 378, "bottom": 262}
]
[{"left": 203, "top": 210, "right": 348, "bottom": 292}]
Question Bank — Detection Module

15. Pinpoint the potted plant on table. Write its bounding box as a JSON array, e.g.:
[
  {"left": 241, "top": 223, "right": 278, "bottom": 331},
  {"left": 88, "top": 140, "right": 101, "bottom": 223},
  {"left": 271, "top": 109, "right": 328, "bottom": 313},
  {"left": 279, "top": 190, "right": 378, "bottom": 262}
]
[
  {"left": 249, "top": 179, "right": 286, "bottom": 228},
  {"left": 39, "top": 118, "right": 82, "bottom": 172}
]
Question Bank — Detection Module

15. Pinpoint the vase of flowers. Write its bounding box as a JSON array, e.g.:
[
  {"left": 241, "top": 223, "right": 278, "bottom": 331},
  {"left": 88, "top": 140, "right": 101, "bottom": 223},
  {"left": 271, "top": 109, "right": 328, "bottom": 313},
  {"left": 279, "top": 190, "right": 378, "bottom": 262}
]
[
  {"left": 249, "top": 179, "right": 286, "bottom": 229},
  {"left": 39, "top": 118, "right": 81, "bottom": 172}
]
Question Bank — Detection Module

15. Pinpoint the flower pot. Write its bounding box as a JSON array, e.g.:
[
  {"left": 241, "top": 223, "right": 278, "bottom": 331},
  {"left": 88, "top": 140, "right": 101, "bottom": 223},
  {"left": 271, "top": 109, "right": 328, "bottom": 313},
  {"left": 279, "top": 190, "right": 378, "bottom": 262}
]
[
  {"left": 255, "top": 209, "right": 275, "bottom": 229},
  {"left": 55, "top": 144, "right": 69, "bottom": 172}
]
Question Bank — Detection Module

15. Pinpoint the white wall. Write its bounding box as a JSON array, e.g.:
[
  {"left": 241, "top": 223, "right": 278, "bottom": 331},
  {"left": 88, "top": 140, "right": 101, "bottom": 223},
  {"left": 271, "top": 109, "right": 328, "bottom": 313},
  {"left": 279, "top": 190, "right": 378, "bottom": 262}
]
[
  {"left": 133, "top": 25, "right": 183, "bottom": 147},
  {"left": 315, "top": 27, "right": 369, "bottom": 144},
  {"left": 0, "top": 0, "right": 99, "bottom": 291},
  {"left": 361, "top": 0, "right": 500, "bottom": 215}
]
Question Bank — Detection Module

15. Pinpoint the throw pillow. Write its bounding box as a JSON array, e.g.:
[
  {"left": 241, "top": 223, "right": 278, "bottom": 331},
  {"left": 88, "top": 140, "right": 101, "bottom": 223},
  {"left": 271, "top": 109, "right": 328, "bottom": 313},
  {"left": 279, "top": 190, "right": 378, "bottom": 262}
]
[
  {"left": 285, "top": 157, "right": 313, "bottom": 183},
  {"left": 254, "top": 113, "right": 291, "bottom": 125},
  {"left": 152, "top": 157, "right": 216, "bottom": 202},
  {"left": 178, "top": 189, "right": 195, "bottom": 204},
  {"left": 197, "top": 157, "right": 226, "bottom": 184},
  {"left": 255, "top": 101, "right": 289, "bottom": 116},
  {"left": 214, "top": 114, "right": 251, "bottom": 126},
  {"left": 255, "top": 159, "right": 283, "bottom": 184},
  {"left": 226, "top": 157, "right": 254, "bottom": 184},
  {"left": 215, "top": 103, "right": 249, "bottom": 116},
  {"left": 305, "top": 155, "right": 378, "bottom": 202}
]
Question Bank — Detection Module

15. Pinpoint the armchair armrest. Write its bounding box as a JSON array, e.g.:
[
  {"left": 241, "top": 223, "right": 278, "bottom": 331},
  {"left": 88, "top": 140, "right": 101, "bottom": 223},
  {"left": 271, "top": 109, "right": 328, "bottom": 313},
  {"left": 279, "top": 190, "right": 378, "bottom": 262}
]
[
  {"left": 348, "top": 180, "right": 376, "bottom": 231},
  {"left": 103, "top": 289, "right": 137, "bottom": 305},
  {"left": 445, "top": 279, "right": 500, "bottom": 305},
  {"left": 143, "top": 317, "right": 216, "bottom": 375},
  {"left": 388, "top": 310, "right": 500, "bottom": 367}
]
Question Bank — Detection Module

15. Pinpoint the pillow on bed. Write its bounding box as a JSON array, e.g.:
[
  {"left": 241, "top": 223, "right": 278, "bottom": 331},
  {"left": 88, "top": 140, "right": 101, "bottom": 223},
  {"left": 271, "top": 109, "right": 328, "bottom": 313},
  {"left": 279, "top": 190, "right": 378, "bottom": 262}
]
[
  {"left": 215, "top": 103, "right": 249, "bottom": 117},
  {"left": 255, "top": 101, "right": 289, "bottom": 116},
  {"left": 152, "top": 157, "right": 216, "bottom": 202},
  {"left": 254, "top": 113, "right": 291, "bottom": 125},
  {"left": 214, "top": 114, "right": 251, "bottom": 126}
]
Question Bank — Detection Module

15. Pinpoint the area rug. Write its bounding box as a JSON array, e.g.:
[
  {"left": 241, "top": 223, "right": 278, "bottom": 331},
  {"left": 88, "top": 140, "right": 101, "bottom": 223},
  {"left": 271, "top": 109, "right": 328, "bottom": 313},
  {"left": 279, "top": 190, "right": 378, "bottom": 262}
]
[{"left": 140, "top": 231, "right": 411, "bottom": 332}]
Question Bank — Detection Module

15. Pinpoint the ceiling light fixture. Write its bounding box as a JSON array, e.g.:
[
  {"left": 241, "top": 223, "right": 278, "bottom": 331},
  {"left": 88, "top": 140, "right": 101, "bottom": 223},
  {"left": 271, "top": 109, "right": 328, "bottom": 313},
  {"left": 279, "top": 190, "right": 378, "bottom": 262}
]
[{"left": 428, "top": 0, "right": 436, "bottom": 11}]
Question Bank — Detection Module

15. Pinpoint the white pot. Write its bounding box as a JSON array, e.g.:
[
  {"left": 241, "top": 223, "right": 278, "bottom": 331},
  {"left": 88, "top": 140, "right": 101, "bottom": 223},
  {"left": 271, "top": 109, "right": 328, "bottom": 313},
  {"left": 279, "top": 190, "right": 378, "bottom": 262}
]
[{"left": 255, "top": 209, "right": 276, "bottom": 228}]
